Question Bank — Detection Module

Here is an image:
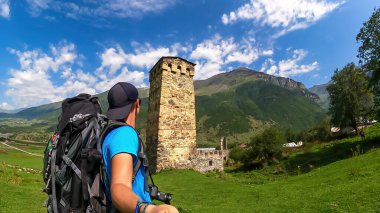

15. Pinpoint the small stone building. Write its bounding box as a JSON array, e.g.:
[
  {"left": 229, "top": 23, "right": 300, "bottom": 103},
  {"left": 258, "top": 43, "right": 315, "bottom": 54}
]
[{"left": 191, "top": 149, "right": 229, "bottom": 173}]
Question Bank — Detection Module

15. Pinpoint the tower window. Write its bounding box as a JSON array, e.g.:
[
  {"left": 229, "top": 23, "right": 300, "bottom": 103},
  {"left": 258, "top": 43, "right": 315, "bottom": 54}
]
[{"left": 209, "top": 160, "right": 213, "bottom": 166}]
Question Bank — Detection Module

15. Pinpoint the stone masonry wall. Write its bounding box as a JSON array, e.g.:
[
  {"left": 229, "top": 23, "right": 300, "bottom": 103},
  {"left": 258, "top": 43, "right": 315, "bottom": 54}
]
[
  {"left": 146, "top": 57, "right": 196, "bottom": 173},
  {"left": 191, "top": 150, "right": 228, "bottom": 173}
]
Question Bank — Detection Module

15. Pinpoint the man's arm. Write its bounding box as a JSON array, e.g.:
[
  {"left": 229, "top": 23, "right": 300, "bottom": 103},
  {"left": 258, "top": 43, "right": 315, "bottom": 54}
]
[
  {"left": 110, "top": 153, "right": 179, "bottom": 213},
  {"left": 110, "top": 153, "right": 140, "bottom": 212}
]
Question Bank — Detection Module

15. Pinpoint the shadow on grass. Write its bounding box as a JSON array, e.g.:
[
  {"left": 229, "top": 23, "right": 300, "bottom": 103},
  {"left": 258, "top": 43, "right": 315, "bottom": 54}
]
[{"left": 283, "top": 136, "right": 380, "bottom": 175}]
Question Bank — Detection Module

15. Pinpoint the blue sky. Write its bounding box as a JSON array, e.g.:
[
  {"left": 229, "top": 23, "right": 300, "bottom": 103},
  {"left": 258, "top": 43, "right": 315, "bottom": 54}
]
[{"left": 0, "top": 0, "right": 378, "bottom": 110}]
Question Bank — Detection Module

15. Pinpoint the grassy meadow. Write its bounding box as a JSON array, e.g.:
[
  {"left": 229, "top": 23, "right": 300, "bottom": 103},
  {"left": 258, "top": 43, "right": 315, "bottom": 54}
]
[{"left": 1, "top": 125, "right": 380, "bottom": 212}]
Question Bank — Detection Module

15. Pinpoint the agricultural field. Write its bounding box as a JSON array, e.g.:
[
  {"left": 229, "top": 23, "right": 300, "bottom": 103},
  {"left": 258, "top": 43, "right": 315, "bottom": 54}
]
[{"left": 1, "top": 126, "right": 380, "bottom": 212}]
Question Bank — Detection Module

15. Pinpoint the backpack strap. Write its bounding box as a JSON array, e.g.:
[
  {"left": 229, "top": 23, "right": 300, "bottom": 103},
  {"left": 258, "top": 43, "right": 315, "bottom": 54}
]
[
  {"left": 136, "top": 139, "right": 150, "bottom": 191},
  {"left": 62, "top": 155, "right": 81, "bottom": 178},
  {"left": 50, "top": 135, "right": 60, "bottom": 213},
  {"left": 80, "top": 117, "right": 100, "bottom": 203}
]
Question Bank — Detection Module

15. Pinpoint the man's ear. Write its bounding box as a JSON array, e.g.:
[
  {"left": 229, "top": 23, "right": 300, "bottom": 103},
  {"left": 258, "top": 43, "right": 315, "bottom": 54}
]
[{"left": 136, "top": 99, "right": 140, "bottom": 114}]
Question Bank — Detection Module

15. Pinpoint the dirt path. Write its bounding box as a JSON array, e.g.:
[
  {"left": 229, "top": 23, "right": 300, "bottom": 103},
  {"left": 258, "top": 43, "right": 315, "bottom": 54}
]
[{"left": 0, "top": 142, "right": 43, "bottom": 157}]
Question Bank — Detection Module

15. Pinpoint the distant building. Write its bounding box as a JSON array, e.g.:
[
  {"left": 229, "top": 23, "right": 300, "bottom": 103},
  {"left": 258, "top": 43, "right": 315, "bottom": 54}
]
[
  {"left": 283, "top": 141, "right": 303, "bottom": 148},
  {"left": 191, "top": 137, "right": 229, "bottom": 173}
]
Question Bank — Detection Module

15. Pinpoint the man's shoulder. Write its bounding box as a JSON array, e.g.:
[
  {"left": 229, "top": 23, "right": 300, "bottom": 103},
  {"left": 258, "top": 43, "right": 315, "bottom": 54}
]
[
  {"left": 112, "top": 125, "right": 137, "bottom": 134},
  {"left": 109, "top": 126, "right": 137, "bottom": 136},
  {"left": 107, "top": 125, "right": 138, "bottom": 140},
  {"left": 103, "top": 125, "right": 140, "bottom": 155}
]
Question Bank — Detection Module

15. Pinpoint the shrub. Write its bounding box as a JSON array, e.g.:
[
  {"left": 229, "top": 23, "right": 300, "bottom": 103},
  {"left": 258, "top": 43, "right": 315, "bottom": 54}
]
[{"left": 243, "top": 127, "right": 285, "bottom": 167}]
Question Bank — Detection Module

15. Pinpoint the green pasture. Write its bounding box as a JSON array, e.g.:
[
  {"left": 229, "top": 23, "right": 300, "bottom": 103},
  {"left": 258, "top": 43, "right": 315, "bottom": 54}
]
[
  {"left": 0, "top": 142, "right": 44, "bottom": 170},
  {"left": 0, "top": 126, "right": 380, "bottom": 212}
]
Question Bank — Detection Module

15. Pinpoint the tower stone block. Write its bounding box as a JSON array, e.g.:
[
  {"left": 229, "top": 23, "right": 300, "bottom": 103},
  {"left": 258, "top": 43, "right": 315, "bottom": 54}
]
[{"left": 146, "top": 57, "right": 196, "bottom": 172}]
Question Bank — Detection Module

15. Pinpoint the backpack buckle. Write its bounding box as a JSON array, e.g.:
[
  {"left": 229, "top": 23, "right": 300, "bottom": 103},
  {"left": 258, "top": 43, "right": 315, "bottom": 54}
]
[{"left": 81, "top": 149, "right": 88, "bottom": 158}]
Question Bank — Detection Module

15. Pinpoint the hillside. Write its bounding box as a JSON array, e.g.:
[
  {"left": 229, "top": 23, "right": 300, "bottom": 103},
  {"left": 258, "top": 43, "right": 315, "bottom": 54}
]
[
  {"left": 309, "top": 81, "right": 330, "bottom": 110},
  {"left": 195, "top": 68, "right": 320, "bottom": 102},
  {"left": 0, "top": 68, "right": 326, "bottom": 147},
  {"left": 196, "top": 80, "right": 325, "bottom": 146}
]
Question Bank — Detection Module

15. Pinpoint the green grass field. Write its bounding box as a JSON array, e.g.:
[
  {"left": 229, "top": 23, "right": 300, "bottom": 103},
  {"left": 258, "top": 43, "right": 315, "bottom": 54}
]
[{"left": 1, "top": 126, "right": 380, "bottom": 212}]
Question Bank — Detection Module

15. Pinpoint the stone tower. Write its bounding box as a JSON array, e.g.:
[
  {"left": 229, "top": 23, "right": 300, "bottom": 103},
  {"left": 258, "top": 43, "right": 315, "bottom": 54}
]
[{"left": 146, "top": 56, "right": 196, "bottom": 173}]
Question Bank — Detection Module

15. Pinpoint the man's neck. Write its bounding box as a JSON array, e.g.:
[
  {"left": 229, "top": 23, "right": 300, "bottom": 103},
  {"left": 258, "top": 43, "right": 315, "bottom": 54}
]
[{"left": 125, "top": 113, "right": 135, "bottom": 128}]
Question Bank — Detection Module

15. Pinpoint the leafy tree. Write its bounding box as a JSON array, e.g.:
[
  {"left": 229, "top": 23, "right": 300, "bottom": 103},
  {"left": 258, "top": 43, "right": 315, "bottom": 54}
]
[
  {"left": 229, "top": 147, "right": 246, "bottom": 163},
  {"left": 243, "top": 127, "right": 285, "bottom": 167},
  {"left": 298, "top": 118, "right": 332, "bottom": 142},
  {"left": 327, "top": 63, "right": 373, "bottom": 132},
  {"left": 285, "top": 128, "right": 298, "bottom": 142},
  {"left": 357, "top": 7, "right": 380, "bottom": 84},
  {"left": 357, "top": 8, "right": 380, "bottom": 118}
]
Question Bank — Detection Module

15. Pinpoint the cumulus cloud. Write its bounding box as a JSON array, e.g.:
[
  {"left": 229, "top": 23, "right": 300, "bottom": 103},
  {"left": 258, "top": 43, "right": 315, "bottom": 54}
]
[
  {"left": 97, "top": 47, "right": 128, "bottom": 76},
  {"left": 260, "top": 49, "right": 318, "bottom": 77},
  {"left": 0, "top": 102, "right": 12, "bottom": 111},
  {"left": 5, "top": 42, "right": 84, "bottom": 107},
  {"left": 126, "top": 43, "right": 178, "bottom": 68},
  {"left": 0, "top": 0, "right": 10, "bottom": 19},
  {"left": 3, "top": 41, "right": 153, "bottom": 109},
  {"left": 25, "top": 0, "right": 177, "bottom": 19},
  {"left": 94, "top": 43, "right": 181, "bottom": 91},
  {"left": 222, "top": 0, "right": 344, "bottom": 36},
  {"left": 95, "top": 68, "right": 146, "bottom": 92},
  {"left": 96, "top": 43, "right": 178, "bottom": 75},
  {"left": 190, "top": 34, "right": 259, "bottom": 80}
]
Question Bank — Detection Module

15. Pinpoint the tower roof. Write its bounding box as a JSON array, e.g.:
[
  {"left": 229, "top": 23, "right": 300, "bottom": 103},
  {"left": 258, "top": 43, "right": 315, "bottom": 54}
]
[{"left": 149, "top": 56, "right": 196, "bottom": 73}]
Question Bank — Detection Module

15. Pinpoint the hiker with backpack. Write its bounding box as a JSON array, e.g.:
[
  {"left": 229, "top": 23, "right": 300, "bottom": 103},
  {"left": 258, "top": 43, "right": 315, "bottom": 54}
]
[
  {"left": 102, "top": 82, "right": 178, "bottom": 213},
  {"left": 43, "top": 82, "right": 178, "bottom": 213}
]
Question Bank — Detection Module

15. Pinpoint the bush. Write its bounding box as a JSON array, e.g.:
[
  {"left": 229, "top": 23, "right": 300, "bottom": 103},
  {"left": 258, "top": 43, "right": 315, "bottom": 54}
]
[
  {"left": 243, "top": 127, "right": 285, "bottom": 167},
  {"left": 229, "top": 147, "right": 246, "bottom": 162},
  {"left": 298, "top": 119, "right": 332, "bottom": 142}
]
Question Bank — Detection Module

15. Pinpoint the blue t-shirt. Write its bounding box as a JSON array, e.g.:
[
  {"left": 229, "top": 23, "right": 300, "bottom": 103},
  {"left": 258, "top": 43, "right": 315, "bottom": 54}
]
[{"left": 102, "top": 126, "right": 152, "bottom": 204}]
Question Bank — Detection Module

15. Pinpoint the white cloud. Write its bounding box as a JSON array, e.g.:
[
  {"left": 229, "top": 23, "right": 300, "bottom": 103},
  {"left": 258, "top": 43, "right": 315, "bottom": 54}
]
[
  {"left": 0, "top": 0, "right": 10, "bottom": 19},
  {"left": 94, "top": 43, "right": 178, "bottom": 91},
  {"left": 26, "top": 0, "right": 51, "bottom": 16},
  {"left": 8, "top": 42, "right": 77, "bottom": 75},
  {"left": 25, "top": 0, "right": 177, "bottom": 19},
  {"left": 0, "top": 102, "right": 12, "bottom": 111},
  {"left": 5, "top": 42, "right": 83, "bottom": 108},
  {"left": 96, "top": 43, "right": 179, "bottom": 77},
  {"left": 95, "top": 43, "right": 177, "bottom": 91},
  {"left": 260, "top": 49, "right": 319, "bottom": 77},
  {"left": 4, "top": 41, "right": 154, "bottom": 109},
  {"left": 222, "top": 0, "right": 344, "bottom": 36},
  {"left": 94, "top": 0, "right": 177, "bottom": 18},
  {"left": 126, "top": 43, "right": 178, "bottom": 68},
  {"left": 190, "top": 34, "right": 259, "bottom": 80},
  {"left": 95, "top": 67, "right": 146, "bottom": 92},
  {"left": 262, "top": 49, "right": 273, "bottom": 56},
  {"left": 97, "top": 47, "right": 128, "bottom": 76}
]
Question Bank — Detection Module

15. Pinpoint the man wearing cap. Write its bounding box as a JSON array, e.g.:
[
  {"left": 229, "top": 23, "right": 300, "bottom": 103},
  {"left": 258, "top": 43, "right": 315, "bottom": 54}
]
[{"left": 102, "top": 82, "right": 178, "bottom": 213}]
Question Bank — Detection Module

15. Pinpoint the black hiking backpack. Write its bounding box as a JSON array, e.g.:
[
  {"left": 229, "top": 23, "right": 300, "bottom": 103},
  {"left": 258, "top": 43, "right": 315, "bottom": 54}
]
[{"left": 42, "top": 93, "right": 151, "bottom": 213}]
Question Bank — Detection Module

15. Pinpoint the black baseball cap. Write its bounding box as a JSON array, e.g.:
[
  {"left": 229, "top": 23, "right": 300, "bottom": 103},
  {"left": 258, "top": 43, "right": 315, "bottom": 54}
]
[{"left": 106, "top": 82, "right": 139, "bottom": 120}]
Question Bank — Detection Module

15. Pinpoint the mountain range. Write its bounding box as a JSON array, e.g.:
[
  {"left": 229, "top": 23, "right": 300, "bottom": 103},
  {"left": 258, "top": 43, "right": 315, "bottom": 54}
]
[
  {"left": 0, "top": 68, "right": 326, "bottom": 147},
  {"left": 309, "top": 81, "right": 330, "bottom": 110}
]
